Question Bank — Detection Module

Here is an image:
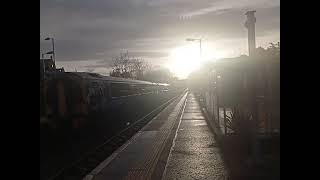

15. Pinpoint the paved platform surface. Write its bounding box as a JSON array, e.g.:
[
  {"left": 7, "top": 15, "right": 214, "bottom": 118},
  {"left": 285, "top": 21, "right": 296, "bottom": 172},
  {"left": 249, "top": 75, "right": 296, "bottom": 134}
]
[
  {"left": 162, "top": 93, "right": 229, "bottom": 180},
  {"left": 84, "top": 92, "right": 229, "bottom": 180}
]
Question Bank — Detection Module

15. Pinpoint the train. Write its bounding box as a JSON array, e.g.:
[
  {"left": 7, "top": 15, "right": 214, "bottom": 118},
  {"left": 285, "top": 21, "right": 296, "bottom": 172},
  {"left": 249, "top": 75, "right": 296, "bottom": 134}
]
[{"left": 40, "top": 69, "right": 170, "bottom": 133}]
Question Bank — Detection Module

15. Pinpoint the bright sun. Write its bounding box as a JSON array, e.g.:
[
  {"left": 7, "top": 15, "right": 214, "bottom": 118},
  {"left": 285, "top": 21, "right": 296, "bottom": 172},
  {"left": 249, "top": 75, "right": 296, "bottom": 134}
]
[
  {"left": 166, "top": 42, "right": 227, "bottom": 79},
  {"left": 166, "top": 44, "right": 204, "bottom": 79}
]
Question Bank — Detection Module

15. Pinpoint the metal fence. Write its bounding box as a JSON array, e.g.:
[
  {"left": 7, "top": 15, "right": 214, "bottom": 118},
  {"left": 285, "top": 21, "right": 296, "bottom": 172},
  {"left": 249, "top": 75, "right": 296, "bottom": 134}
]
[{"left": 195, "top": 58, "right": 280, "bottom": 137}]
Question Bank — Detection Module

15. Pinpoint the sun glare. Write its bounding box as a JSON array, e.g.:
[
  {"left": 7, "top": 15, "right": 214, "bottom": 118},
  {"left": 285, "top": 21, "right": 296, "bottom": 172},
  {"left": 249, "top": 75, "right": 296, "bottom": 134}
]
[
  {"left": 167, "top": 43, "right": 217, "bottom": 79},
  {"left": 166, "top": 45, "right": 202, "bottom": 79}
]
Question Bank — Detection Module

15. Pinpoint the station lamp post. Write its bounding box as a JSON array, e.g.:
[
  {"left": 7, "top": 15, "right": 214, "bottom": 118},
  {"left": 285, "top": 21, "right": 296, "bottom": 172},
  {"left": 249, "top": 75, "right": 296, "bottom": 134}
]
[
  {"left": 45, "top": 37, "right": 56, "bottom": 68},
  {"left": 40, "top": 50, "right": 45, "bottom": 80},
  {"left": 186, "top": 38, "right": 202, "bottom": 60}
]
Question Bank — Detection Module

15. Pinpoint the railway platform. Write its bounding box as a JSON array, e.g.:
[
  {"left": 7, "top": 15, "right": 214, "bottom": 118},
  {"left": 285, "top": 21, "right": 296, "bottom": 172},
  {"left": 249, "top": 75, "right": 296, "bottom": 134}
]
[{"left": 83, "top": 92, "right": 229, "bottom": 180}]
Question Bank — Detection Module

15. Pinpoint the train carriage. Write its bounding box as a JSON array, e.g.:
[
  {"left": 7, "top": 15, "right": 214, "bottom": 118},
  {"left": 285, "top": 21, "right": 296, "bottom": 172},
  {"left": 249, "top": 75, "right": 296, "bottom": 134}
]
[{"left": 40, "top": 71, "right": 170, "bottom": 133}]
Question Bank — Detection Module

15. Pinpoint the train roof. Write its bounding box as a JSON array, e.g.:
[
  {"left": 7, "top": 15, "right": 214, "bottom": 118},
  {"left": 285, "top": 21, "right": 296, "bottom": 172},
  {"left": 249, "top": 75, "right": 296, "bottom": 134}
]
[{"left": 60, "top": 72, "right": 169, "bottom": 86}]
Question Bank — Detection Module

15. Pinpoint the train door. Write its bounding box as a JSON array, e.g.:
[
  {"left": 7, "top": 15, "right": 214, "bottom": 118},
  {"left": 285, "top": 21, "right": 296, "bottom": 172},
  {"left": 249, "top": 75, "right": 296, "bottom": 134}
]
[
  {"left": 56, "top": 80, "right": 67, "bottom": 119},
  {"left": 87, "top": 81, "right": 104, "bottom": 113},
  {"left": 67, "top": 80, "right": 89, "bottom": 130},
  {"left": 45, "top": 79, "right": 68, "bottom": 131},
  {"left": 46, "top": 80, "right": 58, "bottom": 127},
  {"left": 102, "top": 82, "right": 111, "bottom": 108}
]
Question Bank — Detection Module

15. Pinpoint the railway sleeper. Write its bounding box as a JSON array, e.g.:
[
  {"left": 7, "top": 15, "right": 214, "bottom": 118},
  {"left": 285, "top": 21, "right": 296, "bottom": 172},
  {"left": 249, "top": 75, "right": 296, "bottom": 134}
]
[
  {"left": 92, "top": 150, "right": 108, "bottom": 159},
  {"left": 99, "top": 145, "right": 114, "bottom": 153}
]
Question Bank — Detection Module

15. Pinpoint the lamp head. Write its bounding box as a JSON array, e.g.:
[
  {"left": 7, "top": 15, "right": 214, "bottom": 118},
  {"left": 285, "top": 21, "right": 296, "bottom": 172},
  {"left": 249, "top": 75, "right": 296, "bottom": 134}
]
[{"left": 186, "top": 38, "right": 195, "bottom": 41}]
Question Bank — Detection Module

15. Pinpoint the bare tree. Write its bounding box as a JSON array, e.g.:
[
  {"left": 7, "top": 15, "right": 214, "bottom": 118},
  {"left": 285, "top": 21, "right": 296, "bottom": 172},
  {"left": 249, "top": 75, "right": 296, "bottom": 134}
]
[
  {"left": 110, "top": 51, "right": 131, "bottom": 78},
  {"left": 131, "top": 58, "right": 150, "bottom": 80},
  {"left": 256, "top": 41, "right": 280, "bottom": 58},
  {"left": 109, "top": 51, "right": 149, "bottom": 80},
  {"left": 143, "top": 67, "right": 174, "bottom": 83}
]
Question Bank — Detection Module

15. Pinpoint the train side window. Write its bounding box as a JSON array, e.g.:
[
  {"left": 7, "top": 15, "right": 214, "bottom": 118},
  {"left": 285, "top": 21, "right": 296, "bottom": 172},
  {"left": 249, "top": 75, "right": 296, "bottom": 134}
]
[
  {"left": 70, "top": 83, "right": 82, "bottom": 104},
  {"left": 111, "top": 83, "right": 122, "bottom": 97},
  {"left": 111, "top": 83, "right": 132, "bottom": 97},
  {"left": 104, "top": 84, "right": 111, "bottom": 98}
]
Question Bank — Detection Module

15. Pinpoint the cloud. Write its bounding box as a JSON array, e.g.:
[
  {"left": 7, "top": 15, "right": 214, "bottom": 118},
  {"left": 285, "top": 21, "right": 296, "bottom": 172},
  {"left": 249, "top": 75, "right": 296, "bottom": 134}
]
[
  {"left": 41, "top": 0, "right": 280, "bottom": 74},
  {"left": 181, "top": 0, "right": 279, "bottom": 18},
  {"left": 129, "top": 51, "right": 169, "bottom": 58}
]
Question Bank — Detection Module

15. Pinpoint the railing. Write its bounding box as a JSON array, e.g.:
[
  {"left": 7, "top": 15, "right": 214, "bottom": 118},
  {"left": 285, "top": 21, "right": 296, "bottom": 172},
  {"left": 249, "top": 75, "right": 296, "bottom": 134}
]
[
  {"left": 201, "top": 90, "right": 279, "bottom": 137},
  {"left": 195, "top": 63, "right": 279, "bottom": 138}
]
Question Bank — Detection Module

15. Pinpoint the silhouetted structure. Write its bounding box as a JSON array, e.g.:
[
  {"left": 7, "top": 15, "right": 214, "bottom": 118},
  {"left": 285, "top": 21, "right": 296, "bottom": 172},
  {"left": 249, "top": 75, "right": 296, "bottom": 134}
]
[
  {"left": 188, "top": 53, "right": 280, "bottom": 178},
  {"left": 245, "top": 11, "right": 256, "bottom": 56},
  {"left": 188, "top": 12, "right": 279, "bottom": 176},
  {"left": 40, "top": 58, "right": 64, "bottom": 80}
]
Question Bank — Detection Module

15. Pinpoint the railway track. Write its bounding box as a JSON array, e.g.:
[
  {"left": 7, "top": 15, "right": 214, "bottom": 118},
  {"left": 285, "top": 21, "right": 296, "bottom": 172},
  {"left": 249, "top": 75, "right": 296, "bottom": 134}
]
[{"left": 47, "top": 90, "right": 186, "bottom": 180}]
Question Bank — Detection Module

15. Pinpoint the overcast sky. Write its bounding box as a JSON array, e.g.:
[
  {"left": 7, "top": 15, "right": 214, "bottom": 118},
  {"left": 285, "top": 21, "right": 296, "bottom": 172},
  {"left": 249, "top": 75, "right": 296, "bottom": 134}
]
[{"left": 40, "top": 0, "right": 280, "bottom": 77}]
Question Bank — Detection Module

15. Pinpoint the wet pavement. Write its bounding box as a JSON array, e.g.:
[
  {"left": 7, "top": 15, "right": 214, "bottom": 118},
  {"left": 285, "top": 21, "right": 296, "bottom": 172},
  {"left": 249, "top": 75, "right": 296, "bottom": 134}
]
[{"left": 162, "top": 93, "right": 229, "bottom": 180}]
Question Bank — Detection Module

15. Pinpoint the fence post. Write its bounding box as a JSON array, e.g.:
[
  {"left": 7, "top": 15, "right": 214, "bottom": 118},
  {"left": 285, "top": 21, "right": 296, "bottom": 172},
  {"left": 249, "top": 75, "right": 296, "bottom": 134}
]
[
  {"left": 216, "top": 73, "right": 220, "bottom": 127},
  {"left": 223, "top": 106, "right": 227, "bottom": 135}
]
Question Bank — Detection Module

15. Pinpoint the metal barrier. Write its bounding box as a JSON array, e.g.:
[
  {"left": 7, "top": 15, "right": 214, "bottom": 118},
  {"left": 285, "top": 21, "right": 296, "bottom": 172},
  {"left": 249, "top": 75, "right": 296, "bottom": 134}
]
[{"left": 194, "top": 60, "right": 279, "bottom": 138}]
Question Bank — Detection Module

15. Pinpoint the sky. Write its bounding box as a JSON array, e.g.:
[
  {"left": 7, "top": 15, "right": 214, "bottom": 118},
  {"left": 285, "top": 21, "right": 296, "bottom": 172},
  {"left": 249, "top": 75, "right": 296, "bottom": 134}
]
[{"left": 40, "top": 0, "right": 280, "bottom": 79}]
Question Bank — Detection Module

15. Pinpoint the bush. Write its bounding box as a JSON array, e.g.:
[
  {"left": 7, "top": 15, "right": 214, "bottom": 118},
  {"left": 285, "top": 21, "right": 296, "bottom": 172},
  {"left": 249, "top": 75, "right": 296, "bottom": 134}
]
[{"left": 227, "top": 107, "right": 255, "bottom": 156}]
